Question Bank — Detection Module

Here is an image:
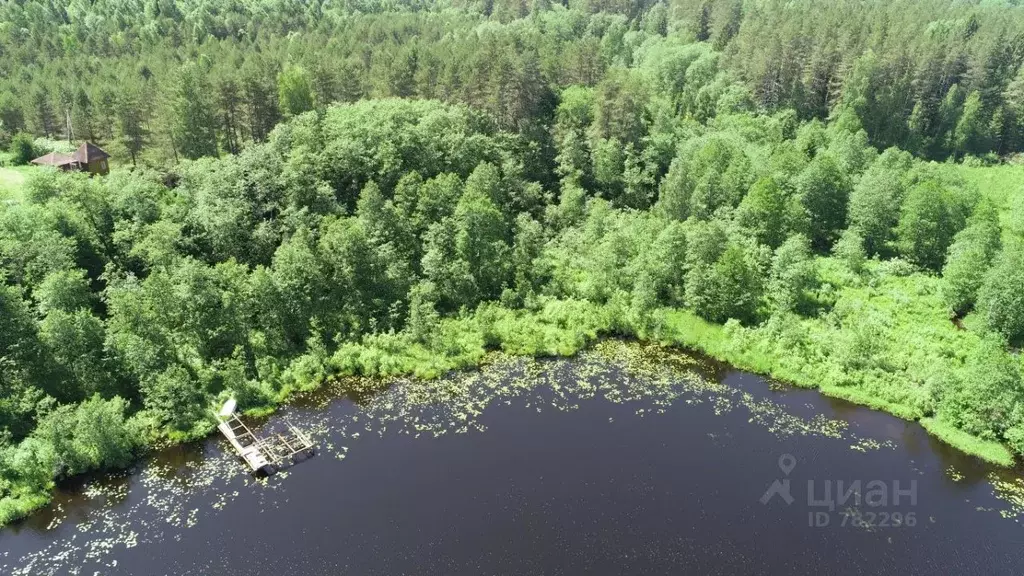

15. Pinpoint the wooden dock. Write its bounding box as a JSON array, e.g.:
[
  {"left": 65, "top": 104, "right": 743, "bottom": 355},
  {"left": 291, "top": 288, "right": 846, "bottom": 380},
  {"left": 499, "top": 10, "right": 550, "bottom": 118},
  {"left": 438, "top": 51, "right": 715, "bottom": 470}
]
[{"left": 216, "top": 399, "right": 315, "bottom": 474}]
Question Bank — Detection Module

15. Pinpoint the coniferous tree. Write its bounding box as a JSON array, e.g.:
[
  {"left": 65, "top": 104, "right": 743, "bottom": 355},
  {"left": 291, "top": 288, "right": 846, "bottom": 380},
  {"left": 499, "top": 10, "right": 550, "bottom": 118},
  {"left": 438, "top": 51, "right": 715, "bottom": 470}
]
[
  {"left": 116, "top": 84, "right": 149, "bottom": 166},
  {"left": 215, "top": 77, "right": 244, "bottom": 155},
  {"left": 31, "top": 86, "right": 56, "bottom": 139},
  {"left": 0, "top": 90, "right": 25, "bottom": 136},
  {"left": 243, "top": 61, "right": 281, "bottom": 143},
  {"left": 171, "top": 63, "right": 219, "bottom": 160}
]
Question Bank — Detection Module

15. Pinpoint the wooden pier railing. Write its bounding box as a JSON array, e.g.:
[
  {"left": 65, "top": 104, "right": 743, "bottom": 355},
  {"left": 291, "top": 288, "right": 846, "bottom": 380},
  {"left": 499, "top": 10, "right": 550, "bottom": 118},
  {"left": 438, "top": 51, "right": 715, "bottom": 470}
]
[{"left": 215, "top": 399, "right": 315, "bottom": 474}]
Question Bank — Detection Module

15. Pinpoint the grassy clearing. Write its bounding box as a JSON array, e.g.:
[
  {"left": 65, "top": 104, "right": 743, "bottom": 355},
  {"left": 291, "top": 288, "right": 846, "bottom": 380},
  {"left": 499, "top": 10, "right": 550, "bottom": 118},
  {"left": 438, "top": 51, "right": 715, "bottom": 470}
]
[
  {"left": 0, "top": 164, "right": 32, "bottom": 203},
  {"left": 953, "top": 163, "right": 1024, "bottom": 241},
  {"left": 957, "top": 163, "right": 1024, "bottom": 207}
]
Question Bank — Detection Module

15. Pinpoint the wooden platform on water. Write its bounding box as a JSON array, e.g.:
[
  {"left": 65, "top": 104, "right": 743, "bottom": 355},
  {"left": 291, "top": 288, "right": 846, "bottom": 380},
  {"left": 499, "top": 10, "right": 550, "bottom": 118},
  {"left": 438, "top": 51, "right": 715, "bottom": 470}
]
[{"left": 216, "top": 399, "right": 315, "bottom": 474}]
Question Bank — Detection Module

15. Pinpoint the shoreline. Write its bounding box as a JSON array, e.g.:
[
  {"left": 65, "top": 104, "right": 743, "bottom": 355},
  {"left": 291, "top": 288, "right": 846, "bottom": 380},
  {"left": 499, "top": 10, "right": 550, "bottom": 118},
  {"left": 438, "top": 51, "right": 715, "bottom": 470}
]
[{"left": 3, "top": 301, "right": 1017, "bottom": 529}]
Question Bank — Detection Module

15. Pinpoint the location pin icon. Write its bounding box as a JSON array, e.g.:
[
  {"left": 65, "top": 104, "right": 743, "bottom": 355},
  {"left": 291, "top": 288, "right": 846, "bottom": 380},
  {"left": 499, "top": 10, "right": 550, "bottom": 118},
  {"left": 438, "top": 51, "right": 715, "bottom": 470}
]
[{"left": 778, "top": 454, "right": 796, "bottom": 476}]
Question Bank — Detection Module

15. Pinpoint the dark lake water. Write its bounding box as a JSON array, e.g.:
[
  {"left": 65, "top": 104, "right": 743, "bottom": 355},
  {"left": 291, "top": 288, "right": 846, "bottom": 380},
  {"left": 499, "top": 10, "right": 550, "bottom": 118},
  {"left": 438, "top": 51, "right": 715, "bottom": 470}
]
[{"left": 3, "top": 341, "right": 1024, "bottom": 575}]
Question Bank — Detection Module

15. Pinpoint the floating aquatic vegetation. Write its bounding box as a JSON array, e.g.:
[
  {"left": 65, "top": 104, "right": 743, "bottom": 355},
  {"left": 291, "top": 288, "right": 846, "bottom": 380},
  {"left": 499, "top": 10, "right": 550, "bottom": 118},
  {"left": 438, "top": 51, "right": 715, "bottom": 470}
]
[
  {"left": 44, "top": 502, "right": 64, "bottom": 531},
  {"left": 850, "top": 438, "right": 896, "bottom": 453},
  {"left": 987, "top": 474, "right": 1024, "bottom": 520},
  {"left": 8, "top": 340, "right": 1024, "bottom": 575},
  {"left": 946, "top": 466, "right": 965, "bottom": 482}
]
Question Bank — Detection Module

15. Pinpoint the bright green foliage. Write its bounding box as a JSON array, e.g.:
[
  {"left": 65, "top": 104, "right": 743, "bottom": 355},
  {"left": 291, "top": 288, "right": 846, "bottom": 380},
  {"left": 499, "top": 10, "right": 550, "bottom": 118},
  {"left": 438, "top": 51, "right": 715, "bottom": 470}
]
[
  {"left": 141, "top": 365, "right": 208, "bottom": 435},
  {"left": 896, "top": 181, "right": 971, "bottom": 271},
  {"left": 736, "top": 176, "right": 805, "bottom": 249},
  {"left": 824, "top": 127, "right": 877, "bottom": 176},
  {"left": 953, "top": 91, "right": 989, "bottom": 157},
  {"left": 0, "top": 284, "right": 46, "bottom": 439},
  {"left": 848, "top": 148, "right": 914, "bottom": 256},
  {"left": 977, "top": 242, "right": 1024, "bottom": 344},
  {"left": 8, "top": 133, "right": 35, "bottom": 165},
  {"left": 105, "top": 257, "right": 255, "bottom": 386},
  {"left": 763, "top": 141, "right": 809, "bottom": 192},
  {"left": 591, "top": 138, "right": 625, "bottom": 197},
  {"left": 314, "top": 99, "right": 516, "bottom": 201},
  {"left": 642, "top": 221, "right": 688, "bottom": 306},
  {"left": 397, "top": 172, "right": 463, "bottom": 236},
  {"left": 656, "top": 156, "right": 692, "bottom": 221},
  {"left": 795, "top": 119, "right": 828, "bottom": 157},
  {"left": 318, "top": 216, "right": 408, "bottom": 337},
  {"left": 546, "top": 183, "right": 587, "bottom": 231},
  {"left": 1010, "top": 195, "right": 1024, "bottom": 239},
  {"left": 32, "top": 395, "right": 142, "bottom": 477},
  {"left": 590, "top": 68, "right": 648, "bottom": 148},
  {"left": 405, "top": 281, "right": 441, "bottom": 344},
  {"left": 937, "top": 336, "right": 1024, "bottom": 441},
  {"left": 554, "top": 86, "right": 595, "bottom": 187},
  {"left": 116, "top": 82, "right": 150, "bottom": 165},
  {"left": 453, "top": 182, "right": 512, "bottom": 303},
  {"left": 544, "top": 201, "right": 682, "bottom": 308},
  {"left": 555, "top": 129, "right": 592, "bottom": 187},
  {"left": 832, "top": 228, "right": 866, "bottom": 274},
  {"left": 658, "top": 134, "right": 752, "bottom": 220},
  {"left": 920, "top": 417, "right": 1014, "bottom": 467},
  {"left": 462, "top": 162, "right": 507, "bottom": 216},
  {"left": 941, "top": 202, "right": 1001, "bottom": 315},
  {"left": 796, "top": 154, "right": 852, "bottom": 251},
  {"left": 685, "top": 218, "right": 729, "bottom": 268},
  {"left": 419, "top": 170, "right": 513, "bottom": 312},
  {"left": 555, "top": 86, "right": 595, "bottom": 135},
  {"left": 1, "top": 0, "right": 1023, "bottom": 166},
  {"left": 767, "top": 234, "right": 816, "bottom": 314},
  {"left": 34, "top": 268, "right": 93, "bottom": 315},
  {"left": 686, "top": 242, "right": 763, "bottom": 324},
  {"left": 39, "top": 309, "right": 109, "bottom": 401},
  {"left": 355, "top": 180, "right": 417, "bottom": 283},
  {"left": 511, "top": 214, "right": 546, "bottom": 299},
  {"left": 278, "top": 66, "right": 315, "bottom": 117},
  {"left": 637, "top": 40, "right": 714, "bottom": 115},
  {"left": 0, "top": 90, "right": 25, "bottom": 138},
  {"left": 0, "top": 437, "right": 54, "bottom": 525},
  {"left": 422, "top": 220, "right": 474, "bottom": 313}
]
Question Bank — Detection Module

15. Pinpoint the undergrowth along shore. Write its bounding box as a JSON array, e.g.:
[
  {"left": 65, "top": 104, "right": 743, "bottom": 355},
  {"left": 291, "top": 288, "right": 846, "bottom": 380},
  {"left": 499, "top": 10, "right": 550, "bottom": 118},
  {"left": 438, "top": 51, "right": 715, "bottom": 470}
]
[
  {"left": 277, "top": 295, "right": 1018, "bottom": 468},
  {"left": 1, "top": 294, "right": 1016, "bottom": 528},
  {"left": 656, "top": 312, "right": 1016, "bottom": 467}
]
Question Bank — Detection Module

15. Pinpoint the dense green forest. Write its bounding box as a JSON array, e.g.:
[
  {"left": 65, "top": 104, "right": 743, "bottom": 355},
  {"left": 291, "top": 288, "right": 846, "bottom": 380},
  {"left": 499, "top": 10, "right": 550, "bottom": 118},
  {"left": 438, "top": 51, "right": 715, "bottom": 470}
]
[
  {"left": 5, "top": 0, "right": 1024, "bottom": 162},
  {"left": 4, "top": 0, "right": 1024, "bottom": 526}
]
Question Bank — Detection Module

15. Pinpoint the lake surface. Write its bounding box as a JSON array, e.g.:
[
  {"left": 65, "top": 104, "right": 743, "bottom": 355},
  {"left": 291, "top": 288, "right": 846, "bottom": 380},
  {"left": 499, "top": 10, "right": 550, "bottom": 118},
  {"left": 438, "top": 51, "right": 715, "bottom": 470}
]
[{"left": 3, "top": 341, "right": 1024, "bottom": 575}]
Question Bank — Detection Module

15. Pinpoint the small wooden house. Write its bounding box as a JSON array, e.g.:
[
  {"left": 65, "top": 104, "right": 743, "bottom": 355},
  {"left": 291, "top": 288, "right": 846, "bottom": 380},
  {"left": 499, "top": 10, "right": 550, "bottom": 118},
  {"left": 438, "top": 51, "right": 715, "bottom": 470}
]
[{"left": 31, "top": 142, "right": 110, "bottom": 176}]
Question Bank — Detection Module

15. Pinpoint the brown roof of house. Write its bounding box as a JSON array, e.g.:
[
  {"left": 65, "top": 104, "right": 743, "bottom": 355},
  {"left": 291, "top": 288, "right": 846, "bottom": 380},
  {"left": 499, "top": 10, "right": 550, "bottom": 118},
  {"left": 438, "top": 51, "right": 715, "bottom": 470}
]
[
  {"left": 73, "top": 142, "right": 110, "bottom": 163},
  {"left": 30, "top": 151, "right": 76, "bottom": 167}
]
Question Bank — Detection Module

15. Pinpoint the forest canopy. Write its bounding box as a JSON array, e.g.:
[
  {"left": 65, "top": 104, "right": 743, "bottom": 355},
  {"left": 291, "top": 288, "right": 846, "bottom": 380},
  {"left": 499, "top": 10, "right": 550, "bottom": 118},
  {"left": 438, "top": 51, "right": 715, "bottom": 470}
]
[
  {"left": 4, "top": 0, "right": 1024, "bottom": 526},
  {"left": 4, "top": 0, "right": 1024, "bottom": 163}
]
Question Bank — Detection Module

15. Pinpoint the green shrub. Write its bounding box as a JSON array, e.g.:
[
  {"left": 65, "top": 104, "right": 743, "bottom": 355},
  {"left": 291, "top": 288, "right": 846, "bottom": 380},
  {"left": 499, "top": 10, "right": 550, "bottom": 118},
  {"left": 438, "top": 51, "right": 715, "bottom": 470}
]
[
  {"left": 941, "top": 203, "right": 1001, "bottom": 315},
  {"left": 8, "top": 132, "right": 35, "bottom": 165},
  {"left": 32, "top": 396, "right": 144, "bottom": 477},
  {"left": 832, "top": 228, "right": 866, "bottom": 274},
  {"left": 977, "top": 242, "right": 1024, "bottom": 344}
]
